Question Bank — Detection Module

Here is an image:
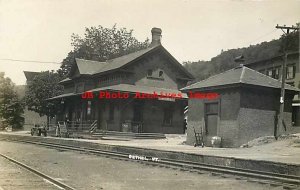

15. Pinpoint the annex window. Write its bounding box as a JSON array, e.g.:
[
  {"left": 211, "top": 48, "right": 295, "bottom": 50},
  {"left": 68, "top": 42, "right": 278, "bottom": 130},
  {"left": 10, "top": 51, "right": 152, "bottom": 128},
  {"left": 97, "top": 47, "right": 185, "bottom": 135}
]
[
  {"left": 163, "top": 106, "right": 173, "bottom": 125},
  {"left": 286, "top": 65, "right": 296, "bottom": 80}
]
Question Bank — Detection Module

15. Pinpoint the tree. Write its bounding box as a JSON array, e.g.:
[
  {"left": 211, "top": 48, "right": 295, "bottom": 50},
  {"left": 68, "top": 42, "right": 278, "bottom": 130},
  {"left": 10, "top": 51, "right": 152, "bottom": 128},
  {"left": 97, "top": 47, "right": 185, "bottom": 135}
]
[
  {"left": 0, "top": 73, "right": 24, "bottom": 130},
  {"left": 26, "top": 25, "right": 148, "bottom": 123},
  {"left": 58, "top": 25, "right": 150, "bottom": 77},
  {"left": 279, "top": 30, "right": 299, "bottom": 53},
  {"left": 24, "top": 71, "right": 64, "bottom": 124},
  {"left": 183, "top": 27, "right": 298, "bottom": 81}
]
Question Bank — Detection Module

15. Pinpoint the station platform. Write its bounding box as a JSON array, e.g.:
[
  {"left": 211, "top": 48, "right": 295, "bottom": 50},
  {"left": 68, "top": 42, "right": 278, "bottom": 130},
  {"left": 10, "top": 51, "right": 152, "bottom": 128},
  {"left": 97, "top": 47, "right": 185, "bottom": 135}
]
[{"left": 1, "top": 131, "right": 300, "bottom": 176}]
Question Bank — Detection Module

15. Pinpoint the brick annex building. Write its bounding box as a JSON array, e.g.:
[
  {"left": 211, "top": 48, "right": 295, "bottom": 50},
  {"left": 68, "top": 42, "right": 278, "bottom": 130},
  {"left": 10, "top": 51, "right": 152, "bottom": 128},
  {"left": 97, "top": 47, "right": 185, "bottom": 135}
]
[
  {"left": 182, "top": 66, "right": 300, "bottom": 147},
  {"left": 49, "top": 28, "right": 194, "bottom": 134}
]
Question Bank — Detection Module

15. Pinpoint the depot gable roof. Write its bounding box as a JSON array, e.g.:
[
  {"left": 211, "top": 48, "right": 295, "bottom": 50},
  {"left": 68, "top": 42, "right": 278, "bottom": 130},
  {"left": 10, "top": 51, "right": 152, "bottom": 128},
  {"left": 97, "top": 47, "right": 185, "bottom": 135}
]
[{"left": 68, "top": 45, "right": 194, "bottom": 80}]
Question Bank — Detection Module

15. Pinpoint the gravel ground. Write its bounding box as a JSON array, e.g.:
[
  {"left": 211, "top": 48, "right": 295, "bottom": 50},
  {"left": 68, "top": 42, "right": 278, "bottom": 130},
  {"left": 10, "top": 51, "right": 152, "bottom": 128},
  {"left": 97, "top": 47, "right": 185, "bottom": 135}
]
[
  {"left": 0, "top": 155, "right": 59, "bottom": 190},
  {"left": 0, "top": 141, "right": 283, "bottom": 190}
]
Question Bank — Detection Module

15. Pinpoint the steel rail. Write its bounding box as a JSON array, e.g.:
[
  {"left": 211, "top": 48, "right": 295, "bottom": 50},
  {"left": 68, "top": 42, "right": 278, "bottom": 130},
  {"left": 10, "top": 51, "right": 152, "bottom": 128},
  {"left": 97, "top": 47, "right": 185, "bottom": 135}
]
[
  {"left": 2, "top": 137, "right": 300, "bottom": 189},
  {"left": 0, "top": 153, "right": 76, "bottom": 190}
]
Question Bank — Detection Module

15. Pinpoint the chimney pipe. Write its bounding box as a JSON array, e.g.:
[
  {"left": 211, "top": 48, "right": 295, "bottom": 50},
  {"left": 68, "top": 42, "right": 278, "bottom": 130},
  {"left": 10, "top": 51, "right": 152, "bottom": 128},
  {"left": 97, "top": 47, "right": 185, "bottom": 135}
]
[{"left": 150, "top": 27, "right": 162, "bottom": 46}]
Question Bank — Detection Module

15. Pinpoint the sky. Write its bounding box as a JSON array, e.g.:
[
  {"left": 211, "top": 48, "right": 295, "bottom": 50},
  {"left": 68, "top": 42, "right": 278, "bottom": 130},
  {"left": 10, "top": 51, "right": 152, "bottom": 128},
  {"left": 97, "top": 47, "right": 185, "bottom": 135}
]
[{"left": 0, "top": 0, "right": 299, "bottom": 85}]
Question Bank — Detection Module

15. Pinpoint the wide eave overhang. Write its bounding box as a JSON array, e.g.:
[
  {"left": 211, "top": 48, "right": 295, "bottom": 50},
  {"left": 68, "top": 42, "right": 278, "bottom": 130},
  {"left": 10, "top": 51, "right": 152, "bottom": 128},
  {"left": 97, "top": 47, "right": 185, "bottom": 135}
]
[{"left": 48, "top": 84, "right": 188, "bottom": 100}]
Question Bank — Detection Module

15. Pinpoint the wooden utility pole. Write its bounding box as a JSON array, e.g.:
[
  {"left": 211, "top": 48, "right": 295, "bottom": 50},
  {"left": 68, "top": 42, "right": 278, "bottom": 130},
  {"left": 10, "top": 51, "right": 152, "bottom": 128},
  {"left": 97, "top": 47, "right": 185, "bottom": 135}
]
[{"left": 275, "top": 24, "right": 299, "bottom": 139}]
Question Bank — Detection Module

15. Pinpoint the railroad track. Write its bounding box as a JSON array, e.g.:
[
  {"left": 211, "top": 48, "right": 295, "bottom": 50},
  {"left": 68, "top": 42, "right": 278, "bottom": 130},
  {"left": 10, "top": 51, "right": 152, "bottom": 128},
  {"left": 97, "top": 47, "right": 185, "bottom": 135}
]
[
  {"left": 1, "top": 137, "right": 300, "bottom": 190},
  {"left": 0, "top": 152, "right": 76, "bottom": 190}
]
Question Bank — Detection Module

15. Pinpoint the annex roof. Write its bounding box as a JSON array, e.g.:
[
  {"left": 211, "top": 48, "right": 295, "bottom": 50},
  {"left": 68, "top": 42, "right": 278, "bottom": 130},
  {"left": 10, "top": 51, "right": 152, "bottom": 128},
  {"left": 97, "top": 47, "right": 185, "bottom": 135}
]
[{"left": 181, "top": 66, "right": 299, "bottom": 92}]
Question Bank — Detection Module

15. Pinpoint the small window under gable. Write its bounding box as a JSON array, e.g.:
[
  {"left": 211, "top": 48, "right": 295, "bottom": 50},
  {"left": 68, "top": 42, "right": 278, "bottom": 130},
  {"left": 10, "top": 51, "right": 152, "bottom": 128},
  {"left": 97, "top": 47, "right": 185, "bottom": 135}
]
[
  {"left": 147, "top": 69, "right": 165, "bottom": 80},
  {"left": 159, "top": 70, "right": 164, "bottom": 77}
]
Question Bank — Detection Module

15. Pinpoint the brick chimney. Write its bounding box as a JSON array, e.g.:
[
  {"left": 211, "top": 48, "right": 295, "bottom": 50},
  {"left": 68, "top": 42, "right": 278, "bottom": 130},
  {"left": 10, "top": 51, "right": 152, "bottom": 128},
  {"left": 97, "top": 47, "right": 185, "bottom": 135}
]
[{"left": 150, "top": 27, "right": 162, "bottom": 46}]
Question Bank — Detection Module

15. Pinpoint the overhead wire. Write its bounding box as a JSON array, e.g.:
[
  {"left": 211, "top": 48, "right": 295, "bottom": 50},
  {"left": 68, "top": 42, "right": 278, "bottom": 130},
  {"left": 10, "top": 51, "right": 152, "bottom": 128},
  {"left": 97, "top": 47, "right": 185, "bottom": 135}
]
[
  {"left": 0, "top": 28, "right": 291, "bottom": 65},
  {"left": 244, "top": 28, "right": 278, "bottom": 46},
  {"left": 0, "top": 58, "right": 62, "bottom": 64},
  {"left": 236, "top": 28, "right": 282, "bottom": 60}
]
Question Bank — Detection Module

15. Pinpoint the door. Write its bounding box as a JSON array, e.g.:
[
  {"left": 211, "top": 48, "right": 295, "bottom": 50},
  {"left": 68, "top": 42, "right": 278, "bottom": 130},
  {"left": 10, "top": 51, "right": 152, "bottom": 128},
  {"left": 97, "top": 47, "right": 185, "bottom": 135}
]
[
  {"left": 205, "top": 102, "right": 219, "bottom": 136},
  {"left": 133, "top": 100, "right": 144, "bottom": 122},
  {"left": 132, "top": 100, "right": 144, "bottom": 133},
  {"left": 97, "top": 101, "right": 106, "bottom": 130}
]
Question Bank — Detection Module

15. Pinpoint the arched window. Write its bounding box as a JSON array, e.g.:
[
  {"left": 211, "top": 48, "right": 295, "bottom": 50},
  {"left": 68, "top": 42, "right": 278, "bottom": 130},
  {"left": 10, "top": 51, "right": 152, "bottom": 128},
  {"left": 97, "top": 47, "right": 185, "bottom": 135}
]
[{"left": 159, "top": 70, "right": 164, "bottom": 77}]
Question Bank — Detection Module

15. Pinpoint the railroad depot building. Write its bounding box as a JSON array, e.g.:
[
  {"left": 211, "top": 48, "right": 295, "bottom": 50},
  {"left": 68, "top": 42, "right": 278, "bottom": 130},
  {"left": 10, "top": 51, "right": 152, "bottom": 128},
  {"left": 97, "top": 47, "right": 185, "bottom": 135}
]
[
  {"left": 245, "top": 51, "right": 300, "bottom": 126},
  {"left": 181, "top": 66, "right": 300, "bottom": 147},
  {"left": 49, "top": 28, "right": 194, "bottom": 134}
]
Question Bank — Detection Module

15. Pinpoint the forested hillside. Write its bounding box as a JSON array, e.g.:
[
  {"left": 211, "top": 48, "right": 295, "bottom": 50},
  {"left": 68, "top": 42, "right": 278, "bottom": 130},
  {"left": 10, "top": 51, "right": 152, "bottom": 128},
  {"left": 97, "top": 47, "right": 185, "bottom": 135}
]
[{"left": 184, "top": 31, "right": 299, "bottom": 82}]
